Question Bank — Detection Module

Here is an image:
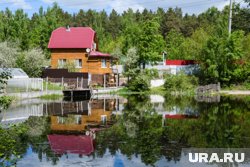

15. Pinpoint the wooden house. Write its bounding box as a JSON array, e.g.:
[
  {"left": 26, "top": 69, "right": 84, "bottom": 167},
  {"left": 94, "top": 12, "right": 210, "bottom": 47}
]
[{"left": 48, "top": 27, "right": 113, "bottom": 75}]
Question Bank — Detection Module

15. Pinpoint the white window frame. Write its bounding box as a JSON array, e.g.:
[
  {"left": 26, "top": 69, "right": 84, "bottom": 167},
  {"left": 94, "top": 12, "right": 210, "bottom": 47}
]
[
  {"left": 58, "top": 59, "right": 66, "bottom": 68},
  {"left": 101, "top": 59, "right": 107, "bottom": 68},
  {"left": 75, "top": 59, "right": 82, "bottom": 68}
]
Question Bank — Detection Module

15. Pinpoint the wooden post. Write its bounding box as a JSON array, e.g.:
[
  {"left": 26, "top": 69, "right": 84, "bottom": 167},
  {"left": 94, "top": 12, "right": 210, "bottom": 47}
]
[
  {"left": 61, "top": 77, "right": 64, "bottom": 90},
  {"left": 104, "top": 97, "right": 106, "bottom": 112},
  {"left": 104, "top": 74, "right": 106, "bottom": 89},
  {"left": 81, "top": 77, "right": 83, "bottom": 89},
  {"left": 46, "top": 77, "right": 48, "bottom": 93},
  {"left": 77, "top": 77, "right": 79, "bottom": 89},
  {"left": 116, "top": 74, "right": 118, "bottom": 87}
]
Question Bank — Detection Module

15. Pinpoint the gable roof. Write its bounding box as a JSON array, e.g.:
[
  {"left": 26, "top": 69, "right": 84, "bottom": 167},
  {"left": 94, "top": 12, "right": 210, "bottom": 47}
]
[{"left": 48, "top": 27, "right": 95, "bottom": 49}]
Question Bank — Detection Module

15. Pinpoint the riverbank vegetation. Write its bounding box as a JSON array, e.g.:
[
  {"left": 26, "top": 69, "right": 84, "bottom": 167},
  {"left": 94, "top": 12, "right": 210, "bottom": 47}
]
[{"left": 39, "top": 94, "right": 62, "bottom": 100}]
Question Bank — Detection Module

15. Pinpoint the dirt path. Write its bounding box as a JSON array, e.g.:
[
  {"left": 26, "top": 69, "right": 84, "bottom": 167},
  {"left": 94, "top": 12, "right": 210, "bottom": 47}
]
[{"left": 220, "top": 90, "right": 250, "bottom": 95}]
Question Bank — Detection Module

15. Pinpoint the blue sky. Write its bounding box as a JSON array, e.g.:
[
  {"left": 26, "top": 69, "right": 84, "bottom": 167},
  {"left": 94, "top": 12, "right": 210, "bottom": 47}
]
[{"left": 0, "top": 0, "right": 247, "bottom": 17}]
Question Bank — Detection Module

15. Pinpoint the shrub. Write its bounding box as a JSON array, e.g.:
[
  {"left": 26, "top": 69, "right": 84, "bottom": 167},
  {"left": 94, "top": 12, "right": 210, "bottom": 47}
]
[
  {"left": 0, "top": 96, "right": 13, "bottom": 110},
  {"left": 144, "top": 69, "right": 159, "bottom": 79},
  {"left": 164, "top": 72, "right": 198, "bottom": 92},
  {"left": 127, "top": 71, "right": 150, "bottom": 92}
]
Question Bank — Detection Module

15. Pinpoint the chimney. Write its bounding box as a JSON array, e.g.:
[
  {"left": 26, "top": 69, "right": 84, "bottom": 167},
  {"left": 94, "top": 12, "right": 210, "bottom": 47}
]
[{"left": 66, "top": 25, "right": 70, "bottom": 32}]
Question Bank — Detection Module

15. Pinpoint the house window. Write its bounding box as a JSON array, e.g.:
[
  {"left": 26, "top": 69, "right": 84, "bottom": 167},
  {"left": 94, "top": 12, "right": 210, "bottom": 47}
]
[
  {"left": 101, "top": 59, "right": 107, "bottom": 68},
  {"left": 58, "top": 59, "right": 66, "bottom": 68},
  {"left": 75, "top": 59, "right": 82, "bottom": 68}
]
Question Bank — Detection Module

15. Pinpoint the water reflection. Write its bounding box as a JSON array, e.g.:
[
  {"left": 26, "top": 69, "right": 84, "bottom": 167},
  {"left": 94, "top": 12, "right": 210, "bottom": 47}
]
[
  {"left": 1, "top": 95, "right": 250, "bottom": 166},
  {"left": 47, "top": 99, "right": 116, "bottom": 133}
]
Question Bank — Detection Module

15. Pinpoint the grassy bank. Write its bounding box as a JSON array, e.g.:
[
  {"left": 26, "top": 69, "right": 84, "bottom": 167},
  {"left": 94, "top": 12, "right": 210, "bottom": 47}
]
[{"left": 39, "top": 94, "right": 63, "bottom": 100}]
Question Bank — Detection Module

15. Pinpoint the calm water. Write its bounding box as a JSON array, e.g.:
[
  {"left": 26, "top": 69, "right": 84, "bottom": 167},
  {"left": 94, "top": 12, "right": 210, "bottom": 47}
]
[{"left": 1, "top": 94, "right": 250, "bottom": 167}]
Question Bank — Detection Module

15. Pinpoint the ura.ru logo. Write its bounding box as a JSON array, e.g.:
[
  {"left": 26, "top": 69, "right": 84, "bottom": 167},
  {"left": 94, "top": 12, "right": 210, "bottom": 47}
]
[{"left": 189, "top": 153, "right": 245, "bottom": 163}]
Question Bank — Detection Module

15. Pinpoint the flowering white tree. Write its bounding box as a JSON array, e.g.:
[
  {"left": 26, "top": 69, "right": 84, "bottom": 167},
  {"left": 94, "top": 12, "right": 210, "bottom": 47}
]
[
  {"left": 16, "top": 48, "right": 49, "bottom": 77},
  {"left": 0, "top": 41, "right": 49, "bottom": 77},
  {"left": 0, "top": 42, "right": 18, "bottom": 68}
]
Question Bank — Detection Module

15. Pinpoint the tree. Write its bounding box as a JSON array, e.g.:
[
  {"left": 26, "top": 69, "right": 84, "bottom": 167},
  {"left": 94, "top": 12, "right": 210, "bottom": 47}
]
[
  {"left": 107, "top": 9, "right": 122, "bottom": 39},
  {"left": 0, "top": 42, "right": 18, "bottom": 68},
  {"left": 161, "top": 7, "right": 183, "bottom": 38},
  {"left": 123, "top": 47, "right": 139, "bottom": 74},
  {"left": 16, "top": 48, "right": 48, "bottom": 77},
  {"left": 199, "top": 30, "right": 246, "bottom": 85},
  {"left": 178, "top": 28, "right": 210, "bottom": 60},
  {"left": 165, "top": 29, "right": 184, "bottom": 59},
  {"left": 137, "top": 20, "right": 165, "bottom": 68},
  {"left": 232, "top": 5, "right": 250, "bottom": 33}
]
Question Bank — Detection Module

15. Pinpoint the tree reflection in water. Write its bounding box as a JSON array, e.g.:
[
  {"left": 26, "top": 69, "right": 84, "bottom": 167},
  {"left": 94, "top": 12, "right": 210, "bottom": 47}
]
[
  {"left": 1, "top": 96, "right": 250, "bottom": 166},
  {"left": 95, "top": 95, "right": 250, "bottom": 165}
]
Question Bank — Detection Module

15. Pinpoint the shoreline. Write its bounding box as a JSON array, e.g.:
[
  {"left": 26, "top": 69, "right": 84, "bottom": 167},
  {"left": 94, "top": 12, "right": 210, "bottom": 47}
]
[{"left": 220, "top": 90, "right": 250, "bottom": 95}]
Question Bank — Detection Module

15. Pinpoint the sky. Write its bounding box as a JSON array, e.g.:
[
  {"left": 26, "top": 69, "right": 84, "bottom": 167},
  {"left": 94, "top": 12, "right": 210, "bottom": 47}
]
[{"left": 0, "top": 0, "right": 247, "bottom": 17}]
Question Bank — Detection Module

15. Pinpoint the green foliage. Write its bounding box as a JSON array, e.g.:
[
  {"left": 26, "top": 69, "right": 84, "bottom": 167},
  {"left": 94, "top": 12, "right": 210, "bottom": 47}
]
[
  {"left": 0, "top": 96, "right": 13, "bottom": 109},
  {"left": 0, "top": 124, "right": 28, "bottom": 166},
  {"left": 0, "top": 69, "right": 11, "bottom": 92},
  {"left": 0, "top": 4, "right": 249, "bottom": 86},
  {"left": 164, "top": 72, "right": 198, "bottom": 92},
  {"left": 199, "top": 30, "right": 247, "bottom": 85},
  {"left": 39, "top": 94, "right": 62, "bottom": 100},
  {"left": 63, "top": 60, "right": 79, "bottom": 72},
  {"left": 165, "top": 29, "right": 185, "bottom": 59},
  {"left": 127, "top": 71, "right": 150, "bottom": 92},
  {"left": 143, "top": 68, "right": 159, "bottom": 79},
  {"left": 137, "top": 19, "right": 165, "bottom": 67},
  {"left": 43, "top": 81, "right": 62, "bottom": 90},
  {"left": 0, "top": 42, "right": 18, "bottom": 68},
  {"left": 16, "top": 48, "right": 49, "bottom": 77}
]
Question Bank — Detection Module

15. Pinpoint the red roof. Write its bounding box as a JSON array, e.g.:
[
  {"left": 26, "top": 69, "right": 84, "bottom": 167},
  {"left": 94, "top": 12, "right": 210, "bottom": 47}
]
[
  {"left": 48, "top": 27, "right": 95, "bottom": 49},
  {"left": 166, "top": 60, "right": 197, "bottom": 66},
  {"left": 48, "top": 134, "right": 94, "bottom": 155},
  {"left": 89, "top": 51, "right": 110, "bottom": 57}
]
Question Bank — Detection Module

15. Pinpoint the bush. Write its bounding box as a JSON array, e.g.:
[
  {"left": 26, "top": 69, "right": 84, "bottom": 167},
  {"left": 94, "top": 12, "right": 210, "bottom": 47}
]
[
  {"left": 164, "top": 72, "right": 198, "bottom": 92},
  {"left": 143, "top": 69, "right": 159, "bottom": 79},
  {"left": 127, "top": 72, "right": 150, "bottom": 92},
  {"left": 0, "top": 96, "right": 13, "bottom": 110}
]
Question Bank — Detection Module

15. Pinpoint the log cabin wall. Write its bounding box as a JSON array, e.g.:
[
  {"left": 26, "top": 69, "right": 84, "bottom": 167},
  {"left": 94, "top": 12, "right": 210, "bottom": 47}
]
[{"left": 50, "top": 48, "right": 112, "bottom": 74}]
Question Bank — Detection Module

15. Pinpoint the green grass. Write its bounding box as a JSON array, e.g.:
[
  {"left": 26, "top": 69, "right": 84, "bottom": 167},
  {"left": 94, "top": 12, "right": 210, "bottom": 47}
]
[
  {"left": 43, "top": 82, "right": 62, "bottom": 91},
  {"left": 39, "top": 94, "right": 63, "bottom": 100},
  {"left": 222, "top": 83, "right": 250, "bottom": 90}
]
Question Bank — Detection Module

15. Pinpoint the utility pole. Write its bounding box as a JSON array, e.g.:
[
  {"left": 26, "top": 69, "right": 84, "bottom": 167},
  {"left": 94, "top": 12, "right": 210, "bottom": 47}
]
[{"left": 228, "top": 0, "right": 233, "bottom": 36}]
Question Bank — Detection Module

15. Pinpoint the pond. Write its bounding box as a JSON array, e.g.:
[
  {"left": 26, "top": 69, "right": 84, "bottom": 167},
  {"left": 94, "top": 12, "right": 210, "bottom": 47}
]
[{"left": 1, "top": 94, "right": 250, "bottom": 167}]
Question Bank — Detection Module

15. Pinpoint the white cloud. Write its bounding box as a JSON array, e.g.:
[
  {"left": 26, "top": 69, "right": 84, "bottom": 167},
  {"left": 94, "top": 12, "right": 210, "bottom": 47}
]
[
  {"left": 41, "top": 0, "right": 231, "bottom": 14},
  {"left": 0, "top": 0, "right": 32, "bottom": 9}
]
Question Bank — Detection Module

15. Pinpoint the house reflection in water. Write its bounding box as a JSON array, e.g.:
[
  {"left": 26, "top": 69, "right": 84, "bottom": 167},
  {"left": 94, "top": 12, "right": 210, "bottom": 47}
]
[
  {"left": 44, "top": 98, "right": 122, "bottom": 132},
  {"left": 44, "top": 97, "right": 125, "bottom": 156}
]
